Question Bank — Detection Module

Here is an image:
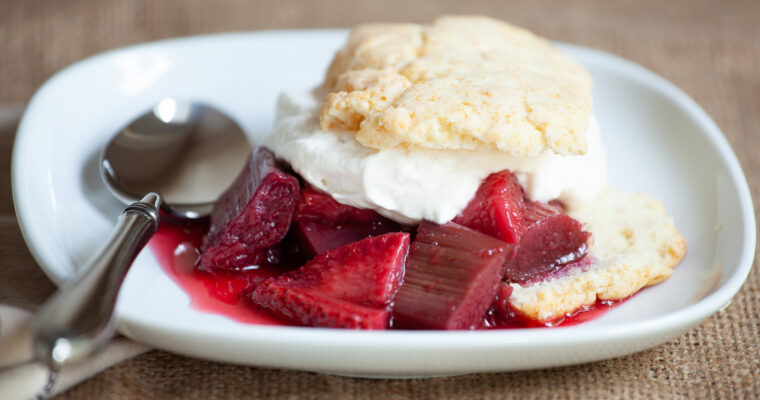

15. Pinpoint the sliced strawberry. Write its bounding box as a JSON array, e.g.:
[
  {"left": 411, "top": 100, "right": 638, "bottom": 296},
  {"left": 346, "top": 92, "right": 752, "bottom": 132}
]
[
  {"left": 504, "top": 214, "right": 591, "bottom": 284},
  {"left": 253, "top": 285, "right": 390, "bottom": 329},
  {"left": 285, "top": 232, "right": 410, "bottom": 306},
  {"left": 392, "top": 221, "right": 512, "bottom": 330},
  {"left": 251, "top": 232, "right": 410, "bottom": 328},
  {"left": 453, "top": 170, "right": 526, "bottom": 244},
  {"left": 200, "top": 147, "right": 300, "bottom": 272},
  {"left": 293, "top": 187, "right": 402, "bottom": 256}
]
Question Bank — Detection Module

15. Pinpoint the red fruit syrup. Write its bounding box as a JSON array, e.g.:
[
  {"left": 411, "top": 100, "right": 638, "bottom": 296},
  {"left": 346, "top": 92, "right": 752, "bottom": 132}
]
[
  {"left": 149, "top": 221, "right": 624, "bottom": 329},
  {"left": 482, "top": 298, "right": 627, "bottom": 329},
  {"left": 149, "top": 220, "right": 285, "bottom": 326}
]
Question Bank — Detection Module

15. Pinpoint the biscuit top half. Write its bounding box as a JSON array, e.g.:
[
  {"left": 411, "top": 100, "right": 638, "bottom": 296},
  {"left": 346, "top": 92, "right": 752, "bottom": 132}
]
[{"left": 319, "top": 16, "right": 593, "bottom": 157}]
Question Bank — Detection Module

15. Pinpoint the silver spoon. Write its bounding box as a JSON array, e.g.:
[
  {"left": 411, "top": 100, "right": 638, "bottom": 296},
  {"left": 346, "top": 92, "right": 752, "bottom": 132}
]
[{"left": 31, "top": 99, "right": 251, "bottom": 368}]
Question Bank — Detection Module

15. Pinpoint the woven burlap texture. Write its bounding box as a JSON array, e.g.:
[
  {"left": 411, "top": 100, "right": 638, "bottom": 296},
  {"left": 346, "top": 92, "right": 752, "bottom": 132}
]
[{"left": 0, "top": 0, "right": 758, "bottom": 398}]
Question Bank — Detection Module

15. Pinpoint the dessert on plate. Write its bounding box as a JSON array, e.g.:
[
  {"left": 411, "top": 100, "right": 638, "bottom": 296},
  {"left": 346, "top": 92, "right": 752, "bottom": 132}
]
[{"left": 190, "top": 16, "right": 686, "bottom": 329}]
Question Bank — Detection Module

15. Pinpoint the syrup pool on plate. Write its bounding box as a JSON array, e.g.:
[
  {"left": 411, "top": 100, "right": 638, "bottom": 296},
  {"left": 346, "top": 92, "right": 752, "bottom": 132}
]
[
  {"left": 148, "top": 221, "right": 624, "bottom": 329},
  {"left": 149, "top": 220, "right": 285, "bottom": 326}
]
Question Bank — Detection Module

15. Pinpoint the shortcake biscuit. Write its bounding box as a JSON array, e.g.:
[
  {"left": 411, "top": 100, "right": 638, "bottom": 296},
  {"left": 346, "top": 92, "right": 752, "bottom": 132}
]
[
  {"left": 320, "top": 16, "right": 592, "bottom": 157},
  {"left": 508, "top": 190, "right": 687, "bottom": 323}
]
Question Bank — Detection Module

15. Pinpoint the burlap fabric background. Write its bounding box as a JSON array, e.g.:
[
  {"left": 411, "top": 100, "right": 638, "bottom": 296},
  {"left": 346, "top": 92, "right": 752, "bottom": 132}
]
[{"left": 1, "top": 0, "right": 758, "bottom": 398}]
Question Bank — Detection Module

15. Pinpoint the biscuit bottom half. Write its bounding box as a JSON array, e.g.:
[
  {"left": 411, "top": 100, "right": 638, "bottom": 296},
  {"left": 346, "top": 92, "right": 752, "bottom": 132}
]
[{"left": 507, "top": 189, "right": 687, "bottom": 323}]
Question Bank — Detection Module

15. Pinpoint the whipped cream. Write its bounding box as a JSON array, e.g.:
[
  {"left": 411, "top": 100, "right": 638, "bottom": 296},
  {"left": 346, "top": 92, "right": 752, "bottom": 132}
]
[{"left": 263, "top": 91, "right": 607, "bottom": 225}]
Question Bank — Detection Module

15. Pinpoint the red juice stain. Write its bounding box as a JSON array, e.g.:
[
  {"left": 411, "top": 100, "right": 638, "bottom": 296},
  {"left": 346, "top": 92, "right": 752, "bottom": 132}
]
[
  {"left": 483, "top": 297, "right": 628, "bottom": 329},
  {"left": 554, "top": 299, "right": 624, "bottom": 327},
  {"left": 148, "top": 221, "right": 285, "bottom": 326},
  {"left": 149, "top": 221, "right": 622, "bottom": 330}
]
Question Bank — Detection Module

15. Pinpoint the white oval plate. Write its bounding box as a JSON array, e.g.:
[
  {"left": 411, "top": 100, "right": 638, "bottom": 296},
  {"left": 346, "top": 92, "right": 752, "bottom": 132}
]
[{"left": 12, "top": 30, "right": 755, "bottom": 377}]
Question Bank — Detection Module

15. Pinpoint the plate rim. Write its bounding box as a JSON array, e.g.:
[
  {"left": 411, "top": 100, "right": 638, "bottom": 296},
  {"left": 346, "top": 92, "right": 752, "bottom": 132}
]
[{"left": 11, "top": 30, "right": 757, "bottom": 371}]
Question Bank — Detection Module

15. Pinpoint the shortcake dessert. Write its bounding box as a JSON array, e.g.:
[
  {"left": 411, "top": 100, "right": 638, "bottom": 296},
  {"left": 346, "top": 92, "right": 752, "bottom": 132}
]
[{"left": 197, "top": 16, "right": 686, "bottom": 329}]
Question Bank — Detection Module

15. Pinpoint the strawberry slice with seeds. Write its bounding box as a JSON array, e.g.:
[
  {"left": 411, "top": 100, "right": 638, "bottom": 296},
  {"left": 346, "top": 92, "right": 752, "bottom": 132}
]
[
  {"left": 453, "top": 170, "right": 526, "bottom": 244},
  {"left": 253, "top": 285, "right": 391, "bottom": 329},
  {"left": 285, "top": 232, "right": 410, "bottom": 307},
  {"left": 200, "top": 147, "right": 300, "bottom": 272},
  {"left": 251, "top": 232, "right": 410, "bottom": 328},
  {"left": 392, "top": 221, "right": 512, "bottom": 330}
]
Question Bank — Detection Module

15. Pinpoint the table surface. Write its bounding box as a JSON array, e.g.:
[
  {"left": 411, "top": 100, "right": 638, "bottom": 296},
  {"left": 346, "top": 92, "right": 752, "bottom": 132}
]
[{"left": 1, "top": 0, "right": 758, "bottom": 398}]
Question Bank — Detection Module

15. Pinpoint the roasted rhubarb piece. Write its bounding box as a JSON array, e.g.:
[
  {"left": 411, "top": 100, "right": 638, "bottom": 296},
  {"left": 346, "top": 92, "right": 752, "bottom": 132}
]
[
  {"left": 295, "top": 186, "right": 382, "bottom": 225},
  {"left": 251, "top": 232, "right": 410, "bottom": 329},
  {"left": 200, "top": 147, "right": 300, "bottom": 272},
  {"left": 504, "top": 214, "right": 591, "bottom": 284},
  {"left": 293, "top": 187, "right": 402, "bottom": 256},
  {"left": 392, "top": 221, "right": 512, "bottom": 330},
  {"left": 453, "top": 170, "right": 526, "bottom": 244}
]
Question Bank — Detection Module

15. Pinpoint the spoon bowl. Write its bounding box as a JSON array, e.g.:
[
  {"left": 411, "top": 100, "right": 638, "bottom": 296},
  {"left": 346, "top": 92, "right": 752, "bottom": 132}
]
[{"left": 101, "top": 98, "right": 250, "bottom": 219}]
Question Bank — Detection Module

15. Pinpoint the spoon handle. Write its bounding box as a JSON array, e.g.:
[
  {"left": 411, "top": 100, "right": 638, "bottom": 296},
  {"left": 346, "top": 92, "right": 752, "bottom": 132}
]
[{"left": 32, "top": 193, "right": 162, "bottom": 368}]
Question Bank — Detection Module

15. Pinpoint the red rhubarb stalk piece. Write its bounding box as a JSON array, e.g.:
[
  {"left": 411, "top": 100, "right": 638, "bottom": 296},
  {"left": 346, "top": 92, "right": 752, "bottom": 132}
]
[
  {"left": 200, "top": 147, "right": 300, "bottom": 272},
  {"left": 293, "top": 187, "right": 402, "bottom": 256},
  {"left": 504, "top": 214, "right": 591, "bottom": 284},
  {"left": 392, "top": 221, "right": 512, "bottom": 330},
  {"left": 295, "top": 186, "right": 383, "bottom": 225}
]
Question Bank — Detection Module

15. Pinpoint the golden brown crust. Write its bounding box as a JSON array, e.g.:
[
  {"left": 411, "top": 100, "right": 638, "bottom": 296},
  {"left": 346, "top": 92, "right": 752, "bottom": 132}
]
[{"left": 320, "top": 16, "right": 592, "bottom": 156}]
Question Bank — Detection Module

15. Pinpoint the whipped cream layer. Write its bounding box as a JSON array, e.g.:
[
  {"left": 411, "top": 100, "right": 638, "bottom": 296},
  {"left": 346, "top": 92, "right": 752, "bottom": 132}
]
[{"left": 263, "top": 91, "right": 607, "bottom": 225}]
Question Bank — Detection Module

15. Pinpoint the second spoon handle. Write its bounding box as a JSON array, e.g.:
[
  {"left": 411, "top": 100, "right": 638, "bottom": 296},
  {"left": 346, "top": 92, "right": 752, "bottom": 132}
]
[{"left": 32, "top": 193, "right": 161, "bottom": 368}]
